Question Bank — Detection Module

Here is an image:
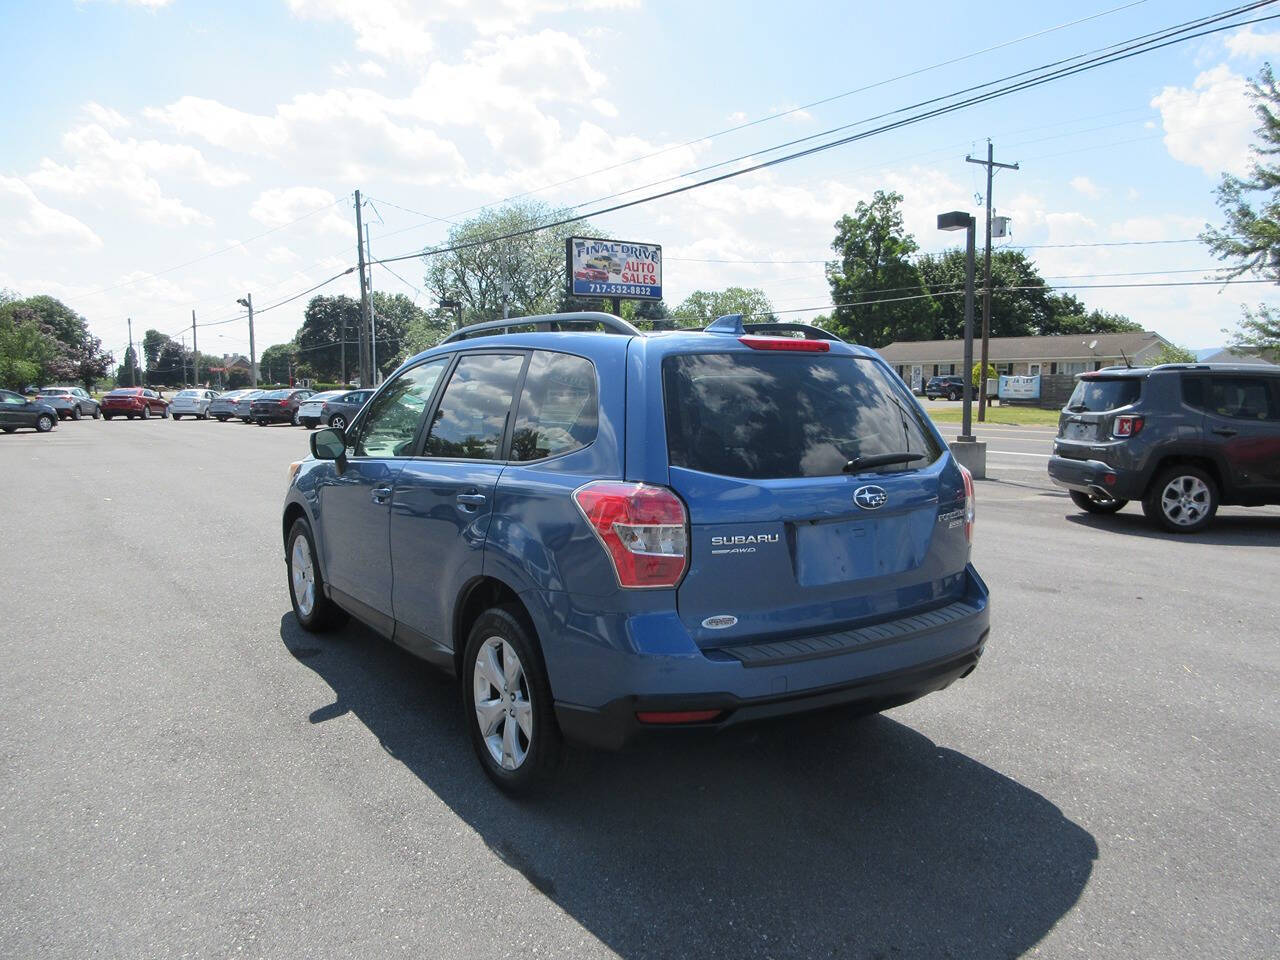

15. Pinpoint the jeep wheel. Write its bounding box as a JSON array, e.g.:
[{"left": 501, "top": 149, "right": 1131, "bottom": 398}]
[
  {"left": 463, "top": 607, "right": 561, "bottom": 795},
  {"left": 1143, "top": 466, "right": 1217, "bottom": 533},
  {"left": 1069, "top": 490, "right": 1128, "bottom": 514},
  {"left": 948, "top": 388, "right": 960, "bottom": 401}
]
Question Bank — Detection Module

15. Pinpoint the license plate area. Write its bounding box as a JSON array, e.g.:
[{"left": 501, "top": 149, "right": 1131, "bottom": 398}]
[{"left": 1063, "top": 420, "right": 1097, "bottom": 441}]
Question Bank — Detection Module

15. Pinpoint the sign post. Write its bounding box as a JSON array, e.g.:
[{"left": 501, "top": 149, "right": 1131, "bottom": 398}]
[{"left": 566, "top": 237, "right": 662, "bottom": 318}]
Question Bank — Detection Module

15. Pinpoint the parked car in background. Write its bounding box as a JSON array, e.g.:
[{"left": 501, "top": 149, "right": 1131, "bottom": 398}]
[
  {"left": 250, "top": 388, "right": 313, "bottom": 426},
  {"left": 925, "top": 375, "right": 968, "bottom": 401},
  {"left": 296, "top": 390, "right": 346, "bottom": 429},
  {"left": 170, "top": 389, "right": 219, "bottom": 420},
  {"left": 234, "top": 390, "right": 266, "bottom": 423},
  {"left": 207, "top": 389, "right": 253, "bottom": 422},
  {"left": 1049, "top": 363, "right": 1280, "bottom": 533},
  {"left": 282, "top": 313, "right": 987, "bottom": 793},
  {"left": 1, "top": 389, "right": 59, "bottom": 433},
  {"left": 316, "top": 387, "right": 373, "bottom": 431},
  {"left": 101, "top": 388, "right": 169, "bottom": 420},
  {"left": 38, "top": 386, "right": 100, "bottom": 420}
]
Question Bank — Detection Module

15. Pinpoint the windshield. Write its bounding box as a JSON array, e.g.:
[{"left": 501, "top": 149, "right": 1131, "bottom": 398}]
[
  {"left": 663, "top": 352, "right": 942, "bottom": 479},
  {"left": 1067, "top": 378, "right": 1141, "bottom": 412}
]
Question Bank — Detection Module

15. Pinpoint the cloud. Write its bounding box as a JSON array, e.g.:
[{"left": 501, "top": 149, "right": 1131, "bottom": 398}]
[
  {"left": 1225, "top": 26, "right": 1280, "bottom": 58},
  {"left": 24, "top": 123, "right": 244, "bottom": 226},
  {"left": 81, "top": 0, "right": 174, "bottom": 7},
  {"left": 83, "top": 102, "right": 129, "bottom": 129},
  {"left": 1151, "top": 65, "right": 1256, "bottom": 177},
  {"left": 0, "top": 177, "right": 102, "bottom": 249},
  {"left": 1069, "top": 176, "right": 1102, "bottom": 199},
  {"left": 249, "top": 187, "right": 350, "bottom": 235}
]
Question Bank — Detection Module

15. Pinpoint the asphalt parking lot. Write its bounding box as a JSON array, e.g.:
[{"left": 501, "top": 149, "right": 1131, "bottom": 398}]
[{"left": 3, "top": 418, "right": 1277, "bottom": 959}]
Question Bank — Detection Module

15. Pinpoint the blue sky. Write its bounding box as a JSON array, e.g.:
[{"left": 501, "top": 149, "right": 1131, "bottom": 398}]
[{"left": 2, "top": 0, "right": 1278, "bottom": 362}]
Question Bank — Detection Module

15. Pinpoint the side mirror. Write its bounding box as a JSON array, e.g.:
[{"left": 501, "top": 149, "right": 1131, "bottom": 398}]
[{"left": 310, "top": 426, "right": 346, "bottom": 460}]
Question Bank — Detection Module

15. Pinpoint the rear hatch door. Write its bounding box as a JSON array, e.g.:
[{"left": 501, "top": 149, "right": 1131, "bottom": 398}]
[
  {"left": 1056, "top": 374, "right": 1144, "bottom": 456},
  {"left": 660, "top": 345, "right": 971, "bottom": 648}
]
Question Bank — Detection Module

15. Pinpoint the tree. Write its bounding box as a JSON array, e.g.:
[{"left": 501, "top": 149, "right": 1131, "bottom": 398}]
[
  {"left": 424, "top": 201, "right": 606, "bottom": 324},
  {"left": 370, "top": 291, "right": 420, "bottom": 376},
  {"left": 297, "top": 295, "right": 361, "bottom": 383},
  {"left": 971, "top": 362, "right": 997, "bottom": 389},
  {"left": 151, "top": 338, "right": 192, "bottom": 386},
  {"left": 259, "top": 343, "right": 296, "bottom": 384},
  {"left": 672, "top": 288, "right": 775, "bottom": 328},
  {"left": 0, "top": 306, "right": 60, "bottom": 389},
  {"left": 1147, "top": 343, "right": 1197, "bottom": 365},
  {"left": 116, "top": 345, "right": 141, "bottom": 387},
  {"left": 47, "top": 333, "right": 113, "bottom": 391},
  {"left": 1202, "top": 64, "right": 1280, "bottom": 354},
  {"left": 0, "top": 294, "right": 112, "bottom": 389},
  {"left": 142, "top": 329, "right": 169, "bottom": 372},
  {"left": 826, "top": 191, "right": 936, "bottom": 347}
]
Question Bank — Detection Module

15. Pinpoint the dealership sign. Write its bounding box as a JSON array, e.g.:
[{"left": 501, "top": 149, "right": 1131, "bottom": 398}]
[
  {"left": 998, "top": 375, "right": 1041, "bottom": 400},
  {"left": 566, "top": 237, "right": 662, "bottom": 301}
]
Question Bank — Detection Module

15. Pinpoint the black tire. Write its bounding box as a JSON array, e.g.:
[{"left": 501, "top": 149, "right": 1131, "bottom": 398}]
[
  {"left": 198, "top": 412, "right": 207, "bottom": 420},
  {"left": 1069, "top": 490, "right": 1128, "bottom": 514},
  {"left": 173, "top": 414, "right": 182, "bottom": 421},
  {"left": 92, "top": 407, "right": 100, "bottom": 419},
  {"left": 291, "top": 409, "right": 300, "bottom": 426},
  {"left": 3, "top": 426, "right": 16, "bottom": 433},
  {"left": 216, "top": 415, "right": 228, "bottom": 422},
  {"left": 1142, "top": 465, "right": 1218, "bottom": 534},
  {"left": 160, "top": 406, "right": 169, "bottom": 419},
  {"left": 256, "top": 418, "right": 267, "bottom": 426},
  {"left": 141, "top": 405, "right": 150, "bottom": 420},
  {"left": 329, "top": 414, "right": 347, "bottom": 431},
  {"left": 948, "top": 389, "right": 960, "bottom": 401},
  {"left": 103, "top": 414, "right": 114, "bottom": 421},
  {"left": 286, "top": 518, "right": 347, "bottom": 632},
  {"left": 241, "top": 417, "right": 251, "bottom": 424},
  {"left": 462, "top": 606, "right": 562, "bottom": 795},
  {"left": 126, "top": 414, "right": 135, "bottom": 420},
  {"left": 71, "top": 406, "right": 82, "bottom": 421},
  {"left": 36, "top": 413, "right": 55, "bottom": 432}
]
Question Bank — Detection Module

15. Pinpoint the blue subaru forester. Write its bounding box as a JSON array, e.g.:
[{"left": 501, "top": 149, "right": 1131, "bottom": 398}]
[{"left": 282, "top": 312, "right": 989, "bottom": 793}]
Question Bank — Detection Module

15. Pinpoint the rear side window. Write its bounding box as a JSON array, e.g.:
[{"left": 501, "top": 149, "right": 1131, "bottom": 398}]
[
  {"left": 424, "top": 353, "right": 525, "bottom": 460},
  {"left": 1207, "top": 376, "right": 1276, "bottom": 420},
  {"left": 663, "top": 353, "right": 942, "bottom": 479},
  {"left": 1066, "top": 378, "right": 1141, "bottom": 412},
  {"left": 510, "top": 351, "right": 597, "bottom": 462}
]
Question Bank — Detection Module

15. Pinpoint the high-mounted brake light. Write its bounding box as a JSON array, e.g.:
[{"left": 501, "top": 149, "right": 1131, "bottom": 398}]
[
  {"left": 958, "top": 464, "right": 975, "bottom": 544},
  {"left": 737, "top": 336, "right": 830, "bottom": 352},
  {"left": 573, "top": 481, "right": 688, "bottom": 588},
  {"left": 1113, "top": 415, "right": 1143, "bottom": 438}
]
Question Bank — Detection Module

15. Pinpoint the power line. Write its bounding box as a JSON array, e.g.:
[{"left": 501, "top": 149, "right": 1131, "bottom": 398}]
[{"left": 370, "top": 3, "right": 1278, "bottom": 270}]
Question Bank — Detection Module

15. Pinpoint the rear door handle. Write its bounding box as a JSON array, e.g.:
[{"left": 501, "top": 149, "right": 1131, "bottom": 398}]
[
  {"left": 1212, "top": 427, "right": 1238, "bottom": 437},
  {"left": 456, "top": 492, "right": 487, "bottom": 507},
  {"left": 371, "top": 485, "right": 392, "bottom": 504}
]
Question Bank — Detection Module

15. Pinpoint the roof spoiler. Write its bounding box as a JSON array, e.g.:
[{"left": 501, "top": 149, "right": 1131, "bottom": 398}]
[{"left": 704, "top": 314, "right": 846, "bottom": 342}]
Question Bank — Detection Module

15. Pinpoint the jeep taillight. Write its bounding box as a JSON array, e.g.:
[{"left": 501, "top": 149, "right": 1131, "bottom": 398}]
[
  {"left": 1113, "top": 415, "right": 1143, "bottom": 438},
  {"left": 572, "top": 481, "right": 688, "bottom": 588},
  {"left": 958, "top": 464, "right": 975, "bottom": 543}
]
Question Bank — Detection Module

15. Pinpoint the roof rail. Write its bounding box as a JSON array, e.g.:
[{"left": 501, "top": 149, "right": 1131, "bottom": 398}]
[
  {"left": 440, "top": 311, "right": 641, "bottom": 344},
  {"left": 703, "top": 314, "right": 847, "bottom": 342}
]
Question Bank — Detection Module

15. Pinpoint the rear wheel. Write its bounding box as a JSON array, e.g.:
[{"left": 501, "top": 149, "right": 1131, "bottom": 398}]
[
  {"left": 257, "top": 418, "right": 267, "bottom": 426},
  {"left": 3, "top": 426, "right": 16, "bottom": 433},
  {"left": 36, "top": 413, "right": 55, "bottom": 432},
  {"left": 948, "top": 388, "right": 960, "bottom": 401},
  {"left": 286, "top": 518, "right": 346, "bottom": 632},
  {"left": 103, "top": 414, "right": 114, "bottom": 420},
  {"left": 329, "top": 414, "right": 347, "bottom": 431},
  {"left": 92, "top": 407, "right": 100, "bottom": 419},
  {"left": 71, "top": 406, "right": 82, "bottom": 421},
  {"left": 160, "top": 406, "right": 169, "bottom": 419},
  {"left": 462, "top": 607, "right": 561, "bottom": 795},
  {"left": 1143, "top": 466, "right": 1217, "bottom": 534},
  {"left": 141, "top": 405, "right": 150, "bottom": 420},
  {"left": 173, "top": 414, "right": 182, "bottom": 421},
  {"left": 1069, "top": 490, "right": 1128, "bottom": 514},
  {"left": 291, "top": 409, "right": 300, "bottom": 426},
  {"left": 216, "top": 415, "right": 229, "bottom": 422}
]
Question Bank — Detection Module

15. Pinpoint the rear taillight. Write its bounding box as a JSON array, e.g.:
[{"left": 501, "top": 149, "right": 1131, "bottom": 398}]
[
  {"left": 1113, "top": 415, "right": 1143, "bottom": 438},
  {"left": 958, "top": 464, "right": 975, "bottom": 544},
  {"left": 738, "top": 336, "right": 830, "bottom": 352},
  {"left": 321, "top": 403, "right": 329, "bottom": 412},
  {"left": 572, "top": 481, "right": 688, "bottom": 588},
  {"left": 279, "top": 398, "right": 291, "bottom": 406}
]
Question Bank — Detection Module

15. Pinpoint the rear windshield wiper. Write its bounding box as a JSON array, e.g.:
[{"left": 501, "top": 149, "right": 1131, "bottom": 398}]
[{"left": 843, "top": 452, "right": 925, "bottom": 473}]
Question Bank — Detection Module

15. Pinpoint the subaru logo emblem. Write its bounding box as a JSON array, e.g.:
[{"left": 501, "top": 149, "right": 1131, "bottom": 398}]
[{"left": 854, "top": 485, "right": 888, "bottom": 510}]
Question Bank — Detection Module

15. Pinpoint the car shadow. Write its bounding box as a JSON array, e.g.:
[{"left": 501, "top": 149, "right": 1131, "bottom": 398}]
[
  {"left": 280, "top": 614, "right": 1097, "bottom": 959},
  {"left": 1065, "top": 509, "right": 1280, "bottom": 546}
]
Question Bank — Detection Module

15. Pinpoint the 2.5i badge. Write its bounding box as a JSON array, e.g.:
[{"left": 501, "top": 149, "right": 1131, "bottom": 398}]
[{"left": 701, "top": 615, "right": 738, "bottom": 630}]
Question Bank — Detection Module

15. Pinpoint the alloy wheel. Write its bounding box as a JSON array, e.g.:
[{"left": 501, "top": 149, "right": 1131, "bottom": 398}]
[
  {"left": 290, "top": 535, "right": 315, "bottom": 617},
  {"left": 472, "top": 637, "right": 532, "bottom": 771},
  {"left": 1160, "top": 475, "right": 1210, "bottom": 527}
]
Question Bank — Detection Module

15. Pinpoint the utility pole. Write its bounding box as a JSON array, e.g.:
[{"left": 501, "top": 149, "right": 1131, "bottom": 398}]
[
  {"left": 354, "top": 189, "right": 372, "bottom": 386},
  {"left": 191, "top": 310, "right": 199, "bottom": 385},
  {"left": 237, "top": 293, "right": 257, "bottom": 387},
  {"left": 127, "top": 317, "right": 135, "bottom": 386},
  {"left": 966, "top": 140, "right": 1018, "bottom": 422},
  {"left": 365, "top": 222, "right": 378, "bottom": 384}
]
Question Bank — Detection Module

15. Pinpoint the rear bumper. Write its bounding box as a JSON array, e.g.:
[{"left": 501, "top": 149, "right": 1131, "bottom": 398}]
[
  {"left": 548, "top": 566, "right": 990, "bottom": 750},
  {"left": 251, "top": 409, "right": 292, "bottom": 421},
  {"left": 1047, "top": 455, "right": 1143, "bottom": 499}
]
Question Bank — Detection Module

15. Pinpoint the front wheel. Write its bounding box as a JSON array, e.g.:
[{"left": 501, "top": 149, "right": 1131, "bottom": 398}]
[
  {"left": 103, "top": 414, "right": 114, "bottom": 421},
  {"left": 1069, "top": 490, "right": 1128, "bottom": 514},
  {"left": 462, "top": 607, "right": 561, "bottom": 795},
  {"left": 948, "top": 389, "right": 960, "bottom": 401},
  {"left": 92, "top": 407, "right": 100, "bottom": 419},
  {"left": 141, "top": 405, "right": 151, "bottom": 420},
  {"left": 216, "top": 415, "right": 229, "bottom": 422},
  {"left": 286, "top": 518, "right": 347, "bottom": 632},
  {"left": 291, "top": 409, "right": 300, "bottom": 426},
  {"left": 71, "top": 406, "right": 82, "bottom": 421},
  {"left": 1143, "top": 466, "right": 1218, "bottom": 533},
  {"left": 36, "top": 413, "right": 55, "bottom": 432},
  {"left": 173, "top": 414, "right": 182, "bottom": 420},
  {"left": 160, "top": 406, "right": 169, "bottom": 419}
]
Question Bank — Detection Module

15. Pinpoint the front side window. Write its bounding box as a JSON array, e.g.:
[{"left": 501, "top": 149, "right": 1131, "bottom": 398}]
[
  {"left": 424, "top": 353, "right": 525, "bottom": 460},
  {"left": 510, "top": 351, "right": 597, "bottom": 462},
  {"left": 663, "top": 352, "right": 942, "bottom": 479},
  {"left": 1, "top": 391, "right": 23, "bottom": 405},
  {"left": 1207, "top": 376, "right": 1275, "bottom": 420},
  {"left": 350, "top": 359, "right": 448, "bottom": 458}
]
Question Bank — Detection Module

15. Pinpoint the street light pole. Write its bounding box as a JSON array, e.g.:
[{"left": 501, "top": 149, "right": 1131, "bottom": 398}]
[
  {"left": 937, "top": 210, "right": 986, "bottom": 478},
  {"left": 237, "top": 294, "right": 257, "bottom": 387}
]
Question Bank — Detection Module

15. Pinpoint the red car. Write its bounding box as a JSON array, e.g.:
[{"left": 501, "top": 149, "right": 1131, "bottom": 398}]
[{"left": 100, "top": 387, "right": 170, "bottom": 420}]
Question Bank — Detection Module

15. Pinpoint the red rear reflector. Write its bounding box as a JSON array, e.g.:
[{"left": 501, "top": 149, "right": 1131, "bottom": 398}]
[
  {"left": 737, "top": 336, "right": 830, "bottom": 352},
  {"left": 636, "top": 709, "right": 723, "bottom": 725},
  {"left": 1104, "top": 474, "right": 1117, "bottom": 486}
]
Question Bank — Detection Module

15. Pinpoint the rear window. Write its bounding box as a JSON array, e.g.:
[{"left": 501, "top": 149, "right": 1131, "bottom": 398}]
[
  {"left": 40, "top": 389, "right": 70, "bottom": 395},
  {"left": 260, "top": 389, "right": 290, "bottom": 399},
  {"left": 510, "top": 351, "right": 597, "bottom": 461},
  {"left": 106, "top": 389, "right": 139, "bottom": 396},
  {"left": 1066, "top": 377, "right": 1141, "bottom": 412},
  {"left": 663, "top": 353, "right": 942, "bottom": 479},
  {"left": 176, "top": 390, "right": 201, "bottom": 398}
]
